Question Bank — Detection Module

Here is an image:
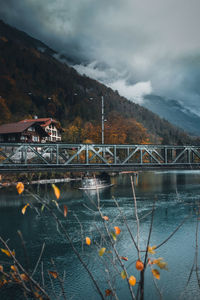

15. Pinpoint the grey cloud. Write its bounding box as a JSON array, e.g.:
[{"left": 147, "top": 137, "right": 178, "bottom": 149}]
[{"left": 1, "top": 0, "right": 200, "bottom": 112}]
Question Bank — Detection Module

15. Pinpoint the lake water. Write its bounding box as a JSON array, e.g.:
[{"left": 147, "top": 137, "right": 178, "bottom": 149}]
[{"left": 0, "top": 171, "right": 200, "bottom": 300}]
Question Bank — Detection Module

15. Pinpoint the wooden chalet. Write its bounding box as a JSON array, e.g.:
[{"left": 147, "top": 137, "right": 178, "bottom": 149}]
[
  {"left": 20, "top": 118, "right": 62, "bottom": 142},
  {"left": 0, "top": 121, "right": 48, "bottom": 143}
]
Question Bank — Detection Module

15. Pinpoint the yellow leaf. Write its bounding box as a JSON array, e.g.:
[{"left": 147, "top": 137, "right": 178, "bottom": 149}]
[
  {"left": 99, "top": 247, "right": 106, "bottom": 256},
  {"left": 86, "top": 237, "right": 91, "bottom": 245},
  {"left": 152, "top": 269, "right": 160, "bottom": 280},
  {"left": 52, "top": 200, "right": 59, "bottom": 208},
  {"left": 121, "top": 270, "right": 127, "bottom": 280},
  {"left": 21, "top": 203, "right": 29, "bottom": 215},
  {"left": 110, "top": 231, "right": 117, "bottom": 241},
  {"left": 1, "top": 248, "right": 15, "bottom": 257},
  {"left": 48, "top": 271, "right": 58, "bottom": 279},
  {"left": 0, "top": 265, "right": 3, "bottom": 272},
  {"left": 148, "top": 245, "right": 156, "bottom": 254},
  {"left": 63, "top": 205, "right": 68, "bottom": 217},
  {"left": 129, "top": 275, "right": 136, "bottom": 286},
  {"left": 114, "top": 226, "right": 121, "bottom": 235},
  {"left": 136, "top": 259, "right": 144, "bottom": 271},
  {"left": 16, "top": 182, "right": 24, "bottom": 195},
  {"left": 52, "top": 184, "right": 60, "bottom": 199},
  {"left": 102, "top": 216, "right": 109, "bottom": 221}
]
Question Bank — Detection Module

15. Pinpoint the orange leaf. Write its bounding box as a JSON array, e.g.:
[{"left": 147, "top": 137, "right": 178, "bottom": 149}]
[
  {"left": 86, "top": 237, "right": 91, "bottom": 245},
  {"left": 20, "top": 273, "right": 29, "bottom": 281},
  {"left": 11, "top": 265, "right": 17, "bottom": 272},
  {"left": 99, "top": 247, "right": 106, "bottom": 256},
  {"left": 63, "top": 205, "right": 68, "bottom": 217},
  {"left": 11, "top": 274, "right": 20, "bottom": 283},
  {"left": 16, "top": 182, "right": 24, "bottom": 195},
  {"left": 129, "top": 275, "right": 136, "bottom": 286},
  {"left": 152, "top": 269, "right": 160, "bottom": 280},
  {"left": 1, "top": 248, "right": 15, "bottom": 257},
  {"left": 114, "top": 226, "right": 121, "bottom": 235},
  {"left": 22, "top": 203, "right": 29, "bottom": 215},
  {"left": 52, "top": 184, "right": 60, "bottom": 199},
  {"left": 105, "top": 289, "right": 112, "bottom": 296},
  {"left": 136, "top": 259, "right": 144, "bottom": 271},
  {"left": 121, "top": 256, "right": 128, "bottom": 261},
  {"left": 153, "top": 258, "right": 168, "bottom": 270},
  {"left": 1, "top": 279, "right": 7, "bottom": 285},
  {"left": 102, "top": 216, "right": 109, "bottom": 221},
  {"left": 48, "top": 271, "right": 58, "bottom": 279},
  {"left": 34, "top": 292, "right": 40, "bottom": 298}
]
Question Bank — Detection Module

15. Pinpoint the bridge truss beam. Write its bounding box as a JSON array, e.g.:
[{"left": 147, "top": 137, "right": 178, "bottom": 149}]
[{"left": 0, "top": 143, "right": 200, "bottom": 172}]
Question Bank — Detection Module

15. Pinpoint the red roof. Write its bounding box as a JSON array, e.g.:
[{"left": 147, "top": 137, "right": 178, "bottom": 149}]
[
  {"left": 0, "top": 121, "right": 36, "bottom": 134},
  {"left": 0, "top": 121, "right": 48, "bottom": 136},
  {"left": 20, "top": 118, "right": 58, "bottom": 127}
]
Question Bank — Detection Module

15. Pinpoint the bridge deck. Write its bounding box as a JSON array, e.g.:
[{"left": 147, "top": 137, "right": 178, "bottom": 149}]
[{"left": 0, "top": 143, "right": 200, "bottom": 172}]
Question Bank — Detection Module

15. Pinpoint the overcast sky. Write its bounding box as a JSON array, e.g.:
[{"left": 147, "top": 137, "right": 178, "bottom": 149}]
[{"left": 1, "top": 0, "right": 200, "bottom": 113}]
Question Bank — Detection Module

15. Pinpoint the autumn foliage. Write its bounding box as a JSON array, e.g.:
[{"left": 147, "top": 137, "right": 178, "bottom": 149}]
[{"left": 63, "top": 113, "right": 150, "bottom": 144}]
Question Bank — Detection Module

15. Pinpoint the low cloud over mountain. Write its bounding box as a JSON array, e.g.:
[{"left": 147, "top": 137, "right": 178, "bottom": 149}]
[{"left": 1, "top": 0, "right": 200, "bottom": 113}]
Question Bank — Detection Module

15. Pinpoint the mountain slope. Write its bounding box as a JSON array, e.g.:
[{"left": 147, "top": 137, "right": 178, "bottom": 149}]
[
  {"left": 143, "top": 95, "right": 200, "bottom": 136},
  {"left": 0, "top": 20, "right": 194, "bottom": 144}
]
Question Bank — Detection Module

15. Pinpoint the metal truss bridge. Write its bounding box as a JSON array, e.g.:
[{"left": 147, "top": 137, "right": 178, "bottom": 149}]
[{"left": 0, "top": 143, "right": 200, "bottom": 173}]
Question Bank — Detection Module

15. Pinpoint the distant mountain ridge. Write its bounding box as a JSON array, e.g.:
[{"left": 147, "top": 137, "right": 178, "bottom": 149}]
[
  {"left": 0, "top": 19, "right": 197, "bottom": 144},
  {"left": 143, "top": 95, "right": 200, "bottom": 136}
]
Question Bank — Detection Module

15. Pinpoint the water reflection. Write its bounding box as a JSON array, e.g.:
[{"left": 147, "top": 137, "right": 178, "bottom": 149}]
[{"left": 0, "top": 171, "right": 200, "bottom": 299}]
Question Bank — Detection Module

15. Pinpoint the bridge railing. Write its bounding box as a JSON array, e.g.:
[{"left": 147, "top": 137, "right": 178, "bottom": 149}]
[{"left": 1, "top": 143, "right": 200, "bottom": 170}]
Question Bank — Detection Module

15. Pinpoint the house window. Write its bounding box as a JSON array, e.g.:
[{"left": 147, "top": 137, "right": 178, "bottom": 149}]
[
  {"left": 8, "top": 136, "right": 16, "bottom": 141},
  {"left": 32, "top": 136, "right": 39, "bottom": 142},
  {"left": 28, "top": 126, "right": 35, "bottom": 131}
]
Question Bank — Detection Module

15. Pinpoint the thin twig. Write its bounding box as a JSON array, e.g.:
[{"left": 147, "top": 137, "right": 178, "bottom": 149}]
[
  {"left": 48, "top": 271, "right": 59, "bottom": 300},
  {"left": 150, "top": 265, "right": 163, "bottom": 300},
  {"left": 0, "top": 236, "right": 50, "bottom": 299},
  {"left": 74, "top": 213, "right": 84, "bottom": 252},
  {"left": 17, "top": 230, "right": 36, "bottom": 297},
  {"left": 155, "top": 214, "right": 191, "bottom": 250},
  {"left": 131, "top": 176, "right": 140, "bottom": 260},
  {"left": 32, "top": 243, "right": 45, "bottom": 277},
  {"left": 51, "top": 258, "right": 67, "bottom": 300},
  {"left": 195, "top": 211, "right": 200, "bottom": 288},
  {"left": 113, "top": 198, "right": 139, "bottom": 253}
]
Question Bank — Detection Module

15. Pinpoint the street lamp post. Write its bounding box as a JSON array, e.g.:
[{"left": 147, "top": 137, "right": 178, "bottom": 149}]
[
  {"left": 101, "top": 96, "right": 104, "bottom": 144},
  {"left": 89, "top": 96, "right": 105, "bottom": 144}
]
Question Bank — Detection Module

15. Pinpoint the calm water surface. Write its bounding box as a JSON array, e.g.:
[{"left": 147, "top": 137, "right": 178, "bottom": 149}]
[{"left": 0, "top": 171, "right": 200, "bottom": 300}]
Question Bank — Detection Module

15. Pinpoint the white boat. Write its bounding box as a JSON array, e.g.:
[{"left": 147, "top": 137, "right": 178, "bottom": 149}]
[{"left": 79, "top": 178, "right": 113, "bottom": 190}]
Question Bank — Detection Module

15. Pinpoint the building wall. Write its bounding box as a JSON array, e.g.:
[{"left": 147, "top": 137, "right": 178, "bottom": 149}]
[
  {"left": 0, "top": 128, "right": 42, "bottom": 143},
  {"left": 44, "top": 123, "right": 62, "bottom": 142}
]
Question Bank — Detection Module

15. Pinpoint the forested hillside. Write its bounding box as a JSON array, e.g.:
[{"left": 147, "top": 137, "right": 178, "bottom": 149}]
[{"left": 0, "top": 20, "right": 194, "bottom": 144}]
